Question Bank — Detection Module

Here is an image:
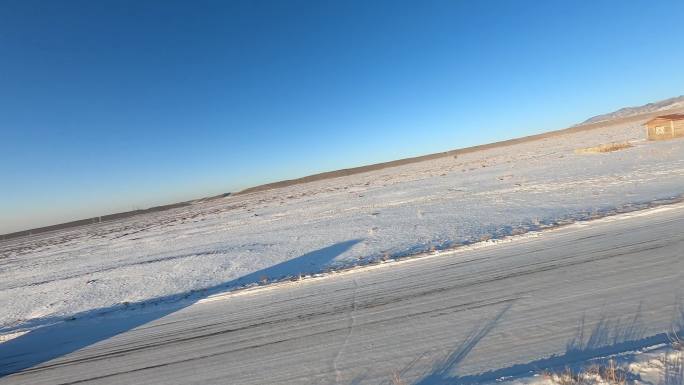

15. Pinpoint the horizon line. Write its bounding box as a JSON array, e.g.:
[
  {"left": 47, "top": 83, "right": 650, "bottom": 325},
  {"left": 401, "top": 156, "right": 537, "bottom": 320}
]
[{"left": 2, "top": 101, "right": 680, "bottom": 240}]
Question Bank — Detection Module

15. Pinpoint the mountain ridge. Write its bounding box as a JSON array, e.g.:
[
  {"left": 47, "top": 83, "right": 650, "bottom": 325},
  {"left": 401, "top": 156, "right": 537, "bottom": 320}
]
[{"left": 582, "top": 95, "right": 684, "bottom": 125}]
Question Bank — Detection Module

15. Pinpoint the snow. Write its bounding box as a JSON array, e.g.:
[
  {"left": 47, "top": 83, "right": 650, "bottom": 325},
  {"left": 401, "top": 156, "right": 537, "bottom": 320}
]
[
  {"left": 507, "top": 344, "right": 684, "bottom": 385},
  {"left": 1, "top": 202, "right": 682, "bottom": 382},
  {"left": 1, "top": 119, "right": 684, "bottom": 333}
]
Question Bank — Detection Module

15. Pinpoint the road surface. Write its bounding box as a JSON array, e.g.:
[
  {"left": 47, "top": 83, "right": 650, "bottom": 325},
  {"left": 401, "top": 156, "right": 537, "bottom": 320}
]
[{"left": 1, "top": 204, "right": 683, "bottom": 385}]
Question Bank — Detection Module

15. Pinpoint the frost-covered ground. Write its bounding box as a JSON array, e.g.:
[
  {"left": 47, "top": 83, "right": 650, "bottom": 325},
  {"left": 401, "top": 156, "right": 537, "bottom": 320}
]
[{"left": 2, "top": 119, "right": 684, "bottom": 332}]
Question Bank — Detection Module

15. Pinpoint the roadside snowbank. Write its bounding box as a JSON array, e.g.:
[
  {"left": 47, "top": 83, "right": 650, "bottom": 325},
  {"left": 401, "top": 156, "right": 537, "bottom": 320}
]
[{"left": 511, "top": 343, "right": 684, "bottom": 385}]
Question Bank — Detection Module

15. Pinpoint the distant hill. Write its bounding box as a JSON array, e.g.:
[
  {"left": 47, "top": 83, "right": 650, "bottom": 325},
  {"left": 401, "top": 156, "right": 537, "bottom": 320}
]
[
  {"left": 4, "top": 95, "right": 684, "bottom": 240},
  {"left": 582, "top": 95, "right": 684, "bottom": 125}
]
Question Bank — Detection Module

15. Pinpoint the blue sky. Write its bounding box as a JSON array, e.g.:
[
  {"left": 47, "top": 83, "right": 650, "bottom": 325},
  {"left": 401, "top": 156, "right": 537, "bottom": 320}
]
[{"left": 1, "top": 0, "right": 683, "bottom": 233}]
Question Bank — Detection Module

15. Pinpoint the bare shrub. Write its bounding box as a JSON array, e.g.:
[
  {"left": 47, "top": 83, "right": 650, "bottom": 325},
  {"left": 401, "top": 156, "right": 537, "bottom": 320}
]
[
  {"left": 390, "top": 370, "right": 407, "bottom": 385},
  {"left": 603, "top": 359, "right": 628, "bottom": 385},
  {"left": 545, "top": 360, "right": 628, "bottom": 385},
  {"left": 510, "top": 227, "right": 527, "bottom": 236},
  {"left": 670, "top": 330, "right": 683, "bottom": 351}
]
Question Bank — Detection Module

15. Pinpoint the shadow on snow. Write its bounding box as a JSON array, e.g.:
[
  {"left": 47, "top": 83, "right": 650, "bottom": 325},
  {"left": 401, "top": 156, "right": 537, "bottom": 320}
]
[
  {"left": 403, "top": 301, "right": 684, "bottom": 385},
  {"left": 0, "top": 239, "right": 362, "bottom": 378}
]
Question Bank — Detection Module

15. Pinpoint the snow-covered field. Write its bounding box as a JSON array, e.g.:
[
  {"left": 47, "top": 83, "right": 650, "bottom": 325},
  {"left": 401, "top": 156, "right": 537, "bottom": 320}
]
[{"left": 2, "top": 118, "right": 684, "bottom": 333}]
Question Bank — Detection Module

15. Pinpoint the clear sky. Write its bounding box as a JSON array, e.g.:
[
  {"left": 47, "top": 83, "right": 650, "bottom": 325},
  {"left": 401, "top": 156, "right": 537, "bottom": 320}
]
[{"left": 1, "top": 0, "right": 683, "bottom": 234}]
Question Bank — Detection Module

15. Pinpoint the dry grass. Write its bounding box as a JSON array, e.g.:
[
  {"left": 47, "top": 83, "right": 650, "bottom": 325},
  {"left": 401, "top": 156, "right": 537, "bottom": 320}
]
[
  {"left": 388, "top": 336, "right": 684, "bottom": 385},
  {"left": 479, "top": 234, "right": 492, "bottom": 242},
  {"left": 390, "top": 370, "right": 407, "bottom": 385},
  {"left": 543, "top": 360, "right": 628, "bottom": 385},
  {"left": 670, "top": 331, "right": 683, "bottom": 351},
  {"left": 659, "top": 334, "right": 683, "bottom": 385},
  {"left": 544, "top": 344, "right": 683, "bottom": 385},
  {"left": 657, "top": 351, "right": 683, "bottom": 385},
  {"left": 575, "top": 142, "right": 633, "bottom": 154}
]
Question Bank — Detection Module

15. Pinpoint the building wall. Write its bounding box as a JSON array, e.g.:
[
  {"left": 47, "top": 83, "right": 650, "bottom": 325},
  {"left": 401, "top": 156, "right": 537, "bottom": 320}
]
[
  {"left": 675, "top": 120, "right": 684, "bottom": 137},
  {"left": 647, "top": 120, "right": 684, "bottom": 140}
]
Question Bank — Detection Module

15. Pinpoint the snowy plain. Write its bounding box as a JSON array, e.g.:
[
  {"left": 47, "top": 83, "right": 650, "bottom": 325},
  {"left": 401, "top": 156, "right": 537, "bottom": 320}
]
[
  {"left": 2, "top": 200, "right": 682, "bottom": 384},
  {"left": 2, "top": 117, "right": 684, "bottom": 334}
]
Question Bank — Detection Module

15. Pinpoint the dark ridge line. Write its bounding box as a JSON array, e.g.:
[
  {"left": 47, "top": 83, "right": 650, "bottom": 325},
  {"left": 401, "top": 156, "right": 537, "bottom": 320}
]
[
  {"left": 0, "top": 202, "right": 192, "bottom": 241},
  {"left": 0, "top": 192, "right": 232, "bottom": 242}
]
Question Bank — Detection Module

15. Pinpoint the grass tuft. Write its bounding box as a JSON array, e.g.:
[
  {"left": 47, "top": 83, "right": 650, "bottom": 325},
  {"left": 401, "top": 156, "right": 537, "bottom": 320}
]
[
  {"left": 390, "top": 370, "right": 407, "bottom": 385},
  {"left": 544, "top": 360, "right": 628, "bottom": 385},
  {"left": 575, "top": 142, "right": 633, "bottom": 154},
  {"left": 658, "top": 348, "right": 683, "bottom": 385}
]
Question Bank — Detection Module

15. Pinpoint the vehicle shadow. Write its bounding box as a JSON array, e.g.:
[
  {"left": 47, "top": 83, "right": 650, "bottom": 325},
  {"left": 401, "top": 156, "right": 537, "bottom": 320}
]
[{"left": 0, "top": 239, "right": 362, "bottom": 378}]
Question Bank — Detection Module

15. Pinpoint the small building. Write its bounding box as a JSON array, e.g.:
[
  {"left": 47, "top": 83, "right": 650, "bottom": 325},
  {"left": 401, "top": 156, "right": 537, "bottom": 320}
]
[{"left": 644, "top": 114, "right": 684, "bottom": 140}]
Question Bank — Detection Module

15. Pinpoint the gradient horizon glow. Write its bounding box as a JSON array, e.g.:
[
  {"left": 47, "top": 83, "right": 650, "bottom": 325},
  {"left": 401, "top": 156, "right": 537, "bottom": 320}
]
[{"left": 2, "top": 0, "right": 684, "bottom": 234}]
